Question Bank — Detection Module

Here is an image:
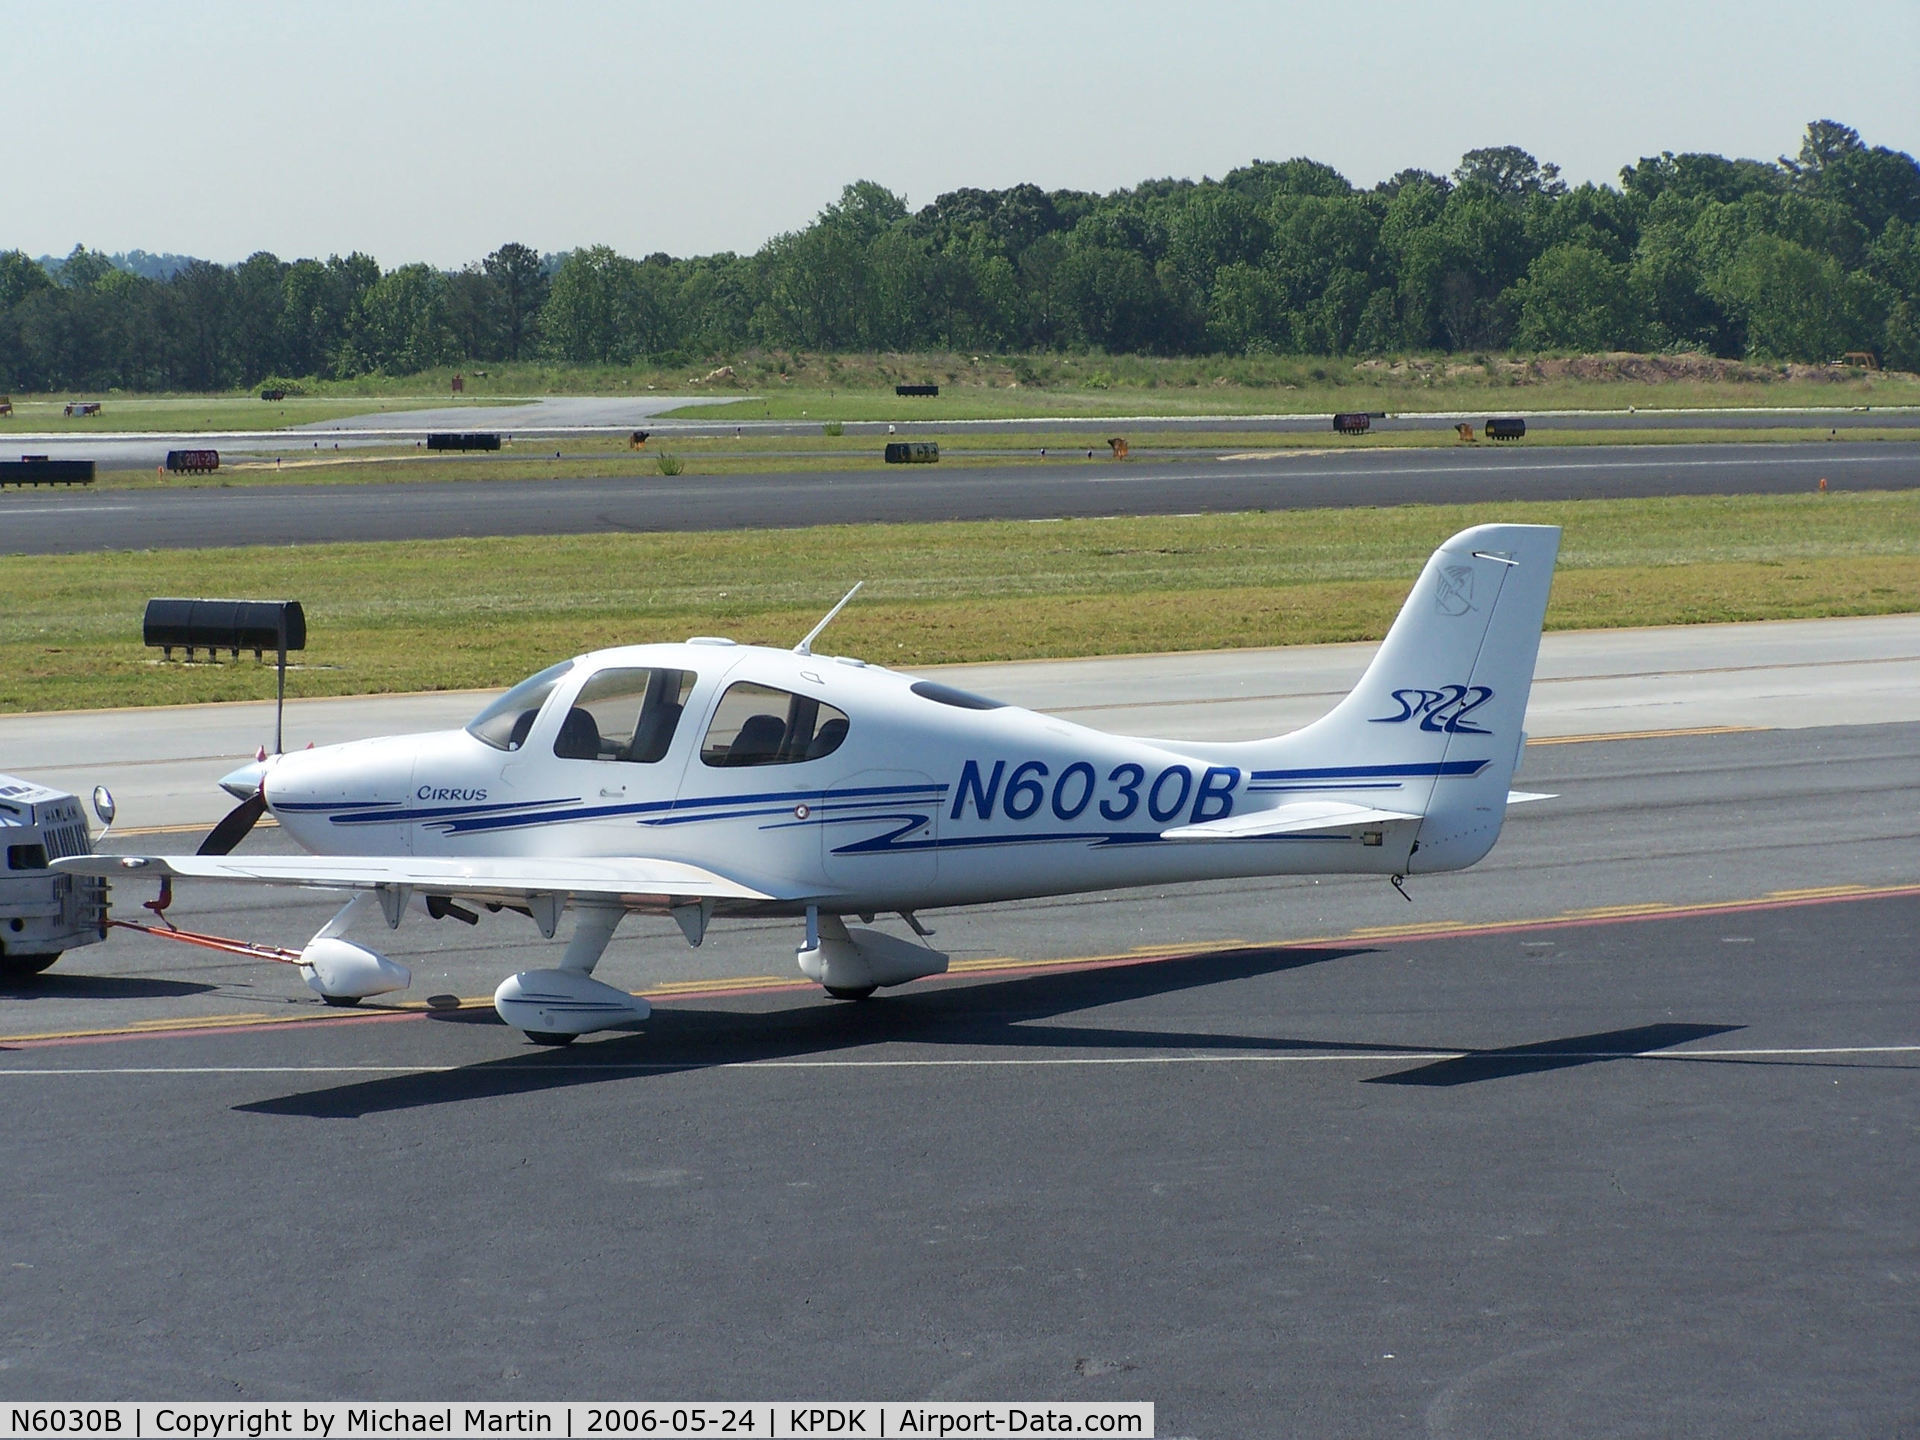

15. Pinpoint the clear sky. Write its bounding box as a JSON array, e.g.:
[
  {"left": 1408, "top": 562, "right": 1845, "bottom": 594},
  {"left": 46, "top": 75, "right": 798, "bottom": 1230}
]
[{"left": 8, "top": 0, "right": 1917, "bottom": 268}]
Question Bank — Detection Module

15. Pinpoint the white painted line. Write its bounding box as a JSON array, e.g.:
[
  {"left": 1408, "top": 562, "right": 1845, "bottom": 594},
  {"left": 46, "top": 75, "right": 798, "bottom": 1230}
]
[
  {"left": 0, "top": 504, "right": 138, "bottom": 515},
  {"left": 3, "top": 1044, "right": 1915, "bottom": 1077}
]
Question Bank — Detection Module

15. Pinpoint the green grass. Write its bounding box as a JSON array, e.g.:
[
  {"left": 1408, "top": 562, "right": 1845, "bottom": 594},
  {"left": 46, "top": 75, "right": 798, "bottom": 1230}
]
[
  {"left": 224, "top": 350, "right": 1920, "bottom": 415},
  {"left": 4, "top": 492, "right": 1916, "bottom": 713},
  {"left": 7, "top": 350, "right": 1917, "bottom": 433},
  {"left": 670, "top": 383, "right": 1920, "bottom": 424}
]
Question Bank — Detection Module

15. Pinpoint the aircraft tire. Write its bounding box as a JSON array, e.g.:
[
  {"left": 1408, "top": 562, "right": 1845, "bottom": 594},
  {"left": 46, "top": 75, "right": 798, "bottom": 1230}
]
[
  {"left": 823, "top": 985, "right": 878, "bottom": 1001},
  {"left": 0, "top": 951, "right": 60, "bottom": 977},
  {"left": 524, "top": 1031, "right": 578, "bottom": 1047},
  {"left": 319, "top": 994, "right": 364, "bottom": 1007}
]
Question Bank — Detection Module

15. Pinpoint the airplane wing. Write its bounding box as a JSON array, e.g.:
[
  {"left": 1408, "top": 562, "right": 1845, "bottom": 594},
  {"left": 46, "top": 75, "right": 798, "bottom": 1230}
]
[
  {"left": 53, "top": 852, "right": 797, "bottom": 907},
  {"left": 1162, "top": 790, "right": 1553, "bottom": 841}
]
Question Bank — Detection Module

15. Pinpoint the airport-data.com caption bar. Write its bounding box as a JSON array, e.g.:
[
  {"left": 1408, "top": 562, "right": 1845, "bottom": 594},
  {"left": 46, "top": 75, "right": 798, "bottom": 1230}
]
[{"left": 1, "top": 1404, "right": 1153, "bottom": 1440}]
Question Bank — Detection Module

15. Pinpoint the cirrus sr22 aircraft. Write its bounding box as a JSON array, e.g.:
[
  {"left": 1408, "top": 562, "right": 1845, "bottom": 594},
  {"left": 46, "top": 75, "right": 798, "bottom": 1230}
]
[{"left": 59, "top": 523, "right": 1558, "bottom": 1046}]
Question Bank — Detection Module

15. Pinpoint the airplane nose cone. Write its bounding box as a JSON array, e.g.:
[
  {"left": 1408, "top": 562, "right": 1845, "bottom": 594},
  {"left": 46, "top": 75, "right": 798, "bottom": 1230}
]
[{"left": 218, "top": 760, "right": 267, "bottom": 800}]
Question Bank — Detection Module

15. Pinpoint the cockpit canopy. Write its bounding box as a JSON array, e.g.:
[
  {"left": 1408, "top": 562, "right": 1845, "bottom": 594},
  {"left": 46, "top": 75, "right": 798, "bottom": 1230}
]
[
  {"left": 699, "top": 681, "right": 848, "bottom": 767},
  {"left": 467, "top": 657, "right": 852, "bottom": 767},
  {"left": 555, "top": 666, "right": 697, "bottom": 762}
]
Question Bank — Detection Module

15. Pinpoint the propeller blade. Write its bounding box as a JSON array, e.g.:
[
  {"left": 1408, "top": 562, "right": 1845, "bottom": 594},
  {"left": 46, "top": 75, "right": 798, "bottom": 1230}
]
[{"left": 198, "top": 791, "right": 268, "bottom": 856}]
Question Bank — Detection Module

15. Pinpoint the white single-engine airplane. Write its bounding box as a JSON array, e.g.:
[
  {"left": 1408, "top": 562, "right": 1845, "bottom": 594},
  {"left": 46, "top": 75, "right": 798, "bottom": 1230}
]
[{"left": 59, "top": 523, "right": 1559, "bottom": 1045}]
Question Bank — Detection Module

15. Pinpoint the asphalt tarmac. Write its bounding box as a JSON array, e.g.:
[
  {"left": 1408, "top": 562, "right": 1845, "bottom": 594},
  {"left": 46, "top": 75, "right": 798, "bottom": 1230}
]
[
  {"left": 4, "top": 440, "right": 1915, "bottom": 553},
  {"left": 4, "top": 722, "right": 1916, "bottom": 1434}
]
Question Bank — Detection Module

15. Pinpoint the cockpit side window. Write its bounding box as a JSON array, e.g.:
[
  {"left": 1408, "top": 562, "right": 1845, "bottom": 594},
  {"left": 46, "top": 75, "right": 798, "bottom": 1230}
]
[
  {"left": 466, "top": 660, "right": 574, "bottom": 751},
  {"left": 700, "top": 681, "right": 850, "bottom": 767},
  {"left": 552, "top": 667, "right": 697, "bottom": 762}
]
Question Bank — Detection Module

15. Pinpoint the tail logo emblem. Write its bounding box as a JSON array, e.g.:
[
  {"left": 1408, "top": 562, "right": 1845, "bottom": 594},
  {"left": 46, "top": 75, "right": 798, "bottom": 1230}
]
[
  {"left": 1436, "top": 564, "right": 1476, "bottom": 615},
  {"left": 1372, "top": 684, "right": 1495, "bottom": 734}
]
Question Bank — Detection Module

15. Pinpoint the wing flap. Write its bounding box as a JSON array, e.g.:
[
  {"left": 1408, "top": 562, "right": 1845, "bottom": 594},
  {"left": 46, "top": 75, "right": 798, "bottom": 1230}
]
[
  {"left": 1162, "top": 800, "right": 1422, "bottom": 841},
  {"left": 53, "top": 852, "right": 790, "bottom": 905}
]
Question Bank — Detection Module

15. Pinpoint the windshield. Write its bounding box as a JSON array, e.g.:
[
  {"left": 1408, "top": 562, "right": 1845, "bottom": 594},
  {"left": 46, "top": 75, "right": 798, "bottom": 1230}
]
[{"left": 466, "top": 660, "right": 575, "bottom": 750}]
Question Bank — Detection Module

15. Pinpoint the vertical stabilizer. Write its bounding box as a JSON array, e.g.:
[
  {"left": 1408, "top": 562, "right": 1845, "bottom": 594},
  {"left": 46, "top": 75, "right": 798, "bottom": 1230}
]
[{"left": 1261, "top": 524, "right": 1560, "bottom": 871}]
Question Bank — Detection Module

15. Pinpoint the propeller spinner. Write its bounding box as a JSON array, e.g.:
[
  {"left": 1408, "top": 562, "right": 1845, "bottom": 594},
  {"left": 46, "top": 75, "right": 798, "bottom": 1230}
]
[{"left": 201, "top": 757, "right": 271, "bottom": 856}]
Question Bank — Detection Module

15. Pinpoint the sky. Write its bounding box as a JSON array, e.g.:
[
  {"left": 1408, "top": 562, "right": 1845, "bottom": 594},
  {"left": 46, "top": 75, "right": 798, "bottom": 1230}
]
[{"left": 7, "top": 0, "right": 1919, "bottom": 268}]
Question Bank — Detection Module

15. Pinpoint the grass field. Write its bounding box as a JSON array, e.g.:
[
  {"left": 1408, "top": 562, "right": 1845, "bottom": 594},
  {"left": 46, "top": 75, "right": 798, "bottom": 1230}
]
[
  {"left": 4, "top": 492, "right": 1915, "bottom": 713},
  {"left": 666, "top": 381, "right": 1920, "bottom": 424},
  {"left": 270, "top": 351, "right": 1920, "bottom": 416},
  {"left": 6, "top": 349, "right": 1918, "bottom": 434}
]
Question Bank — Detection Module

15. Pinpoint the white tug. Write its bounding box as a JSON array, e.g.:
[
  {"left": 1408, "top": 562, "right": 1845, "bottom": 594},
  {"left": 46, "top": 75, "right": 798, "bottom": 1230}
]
[{"left": 0, "top": 775, "right": 108, "bottom": 975}]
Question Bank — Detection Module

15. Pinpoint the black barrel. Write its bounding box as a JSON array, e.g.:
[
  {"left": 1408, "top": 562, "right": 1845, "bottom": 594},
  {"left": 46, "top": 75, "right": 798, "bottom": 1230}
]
[
  {"left": 1332, "top": 413, "right": 1371, "bottom": 434},
  {"left": 426, "top": 432, "right": 502, "bottom": 451},
  {"left": 1485, "top": 417, "right": 1527, "bottom": 440},
  {"left": 894, "top": 384, "right": 939, "bottom": 397},
  {"left": 143, "top": 599, "right": 307, "bottom": 659}
]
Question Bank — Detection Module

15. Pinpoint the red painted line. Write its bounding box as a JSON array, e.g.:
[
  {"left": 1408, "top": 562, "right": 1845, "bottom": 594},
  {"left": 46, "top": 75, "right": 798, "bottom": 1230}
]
[{"left": 0, "top": 1006, "right": 422, "bottom": 1051}]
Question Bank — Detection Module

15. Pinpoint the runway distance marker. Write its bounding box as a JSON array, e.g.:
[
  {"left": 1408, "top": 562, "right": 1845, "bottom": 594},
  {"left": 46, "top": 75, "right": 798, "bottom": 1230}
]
[{"left": 5, "top": 882, "right": 1915, "bottom": 1050}]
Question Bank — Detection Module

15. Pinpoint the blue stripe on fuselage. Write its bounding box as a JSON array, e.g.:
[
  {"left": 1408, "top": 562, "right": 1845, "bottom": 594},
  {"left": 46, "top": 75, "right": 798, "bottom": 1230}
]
[
  {"left": 312, "top": 781, "right": 951, "bottom": 836},
  {"left": 1248, "top": 760, "right": 1489, "bottom": 781}
]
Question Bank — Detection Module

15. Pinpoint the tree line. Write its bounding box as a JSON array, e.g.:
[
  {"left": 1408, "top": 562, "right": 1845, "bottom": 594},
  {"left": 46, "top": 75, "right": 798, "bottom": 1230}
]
[{"left": 4, "top": 119, "right": 1918, "bottom": 392}]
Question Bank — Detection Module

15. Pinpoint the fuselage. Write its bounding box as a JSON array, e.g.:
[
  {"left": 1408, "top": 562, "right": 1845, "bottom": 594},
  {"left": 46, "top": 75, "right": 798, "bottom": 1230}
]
[{"left": 262, "top": 638, "right": 1426, "bottom": 914}]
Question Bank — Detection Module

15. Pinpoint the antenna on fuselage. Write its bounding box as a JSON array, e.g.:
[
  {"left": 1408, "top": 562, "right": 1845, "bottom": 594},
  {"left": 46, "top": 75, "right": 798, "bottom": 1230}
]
[{"left": 794, "top": 582, "right": 863, "bottom": 657}]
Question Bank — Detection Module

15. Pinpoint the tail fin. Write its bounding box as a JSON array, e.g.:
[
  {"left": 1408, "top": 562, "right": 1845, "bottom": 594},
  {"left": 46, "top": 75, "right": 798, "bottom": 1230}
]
[{"left": 1261, "top": 523, "right": 1561, "bottom": 872}]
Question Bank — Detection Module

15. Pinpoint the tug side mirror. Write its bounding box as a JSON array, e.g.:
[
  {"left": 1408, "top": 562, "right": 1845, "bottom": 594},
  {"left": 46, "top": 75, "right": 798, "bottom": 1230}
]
[{"left": 91, "top": 785, "right": 117, "bottom": 836}]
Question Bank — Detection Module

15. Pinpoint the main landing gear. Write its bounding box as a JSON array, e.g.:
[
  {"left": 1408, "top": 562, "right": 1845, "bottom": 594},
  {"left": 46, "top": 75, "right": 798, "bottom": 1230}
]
[
  {"left": 493, "top": 903, "right": 652, "bottom": 1046},
  {"left": 798, "top": 909, "right": 947, "bottom": 1001}
]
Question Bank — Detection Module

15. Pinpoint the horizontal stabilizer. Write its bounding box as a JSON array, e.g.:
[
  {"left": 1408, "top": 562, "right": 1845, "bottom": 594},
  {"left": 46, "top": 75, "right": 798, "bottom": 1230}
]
[
  {"left": 53, "top": 852, "right": 791, "bottom": 906},
  {"left": 1506, "top": 791, "right": 1556, "bottom": 805},
  {"left": 1162, "top": 800, "right": 1421, "bottom": 841}
]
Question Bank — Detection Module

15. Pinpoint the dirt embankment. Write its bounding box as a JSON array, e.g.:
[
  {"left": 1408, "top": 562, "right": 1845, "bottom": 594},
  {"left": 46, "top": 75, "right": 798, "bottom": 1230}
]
[{"left": 1354, "top": 352, "right": 1897, "bottom": 384}]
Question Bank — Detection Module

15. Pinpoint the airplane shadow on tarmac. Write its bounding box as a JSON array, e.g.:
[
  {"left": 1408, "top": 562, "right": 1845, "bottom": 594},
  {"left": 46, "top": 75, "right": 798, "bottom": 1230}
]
[
  {"left": 2, "top": 973, "right": 217, "bottom": 1003},
  {"left": 236, "top": 942, "right": 1742, "bottom": 1119},
  {"left": 1365, "top": 1022, "right": 1742, "bottom": 1087}
]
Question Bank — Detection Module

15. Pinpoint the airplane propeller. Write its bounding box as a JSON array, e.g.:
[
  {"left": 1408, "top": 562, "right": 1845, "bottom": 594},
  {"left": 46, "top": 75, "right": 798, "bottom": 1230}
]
[
  {"left": 200, "top": 754, "right": 274, "bottom": 856},
  {"left": 199, "top": 790, "right": 268, "bottom": 856}
]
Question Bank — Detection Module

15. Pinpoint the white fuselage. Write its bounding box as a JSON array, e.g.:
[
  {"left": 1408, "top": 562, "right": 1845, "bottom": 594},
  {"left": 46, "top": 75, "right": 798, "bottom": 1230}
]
[{"left": 264, "top": 639, "right": 1423, "bottom": 916}]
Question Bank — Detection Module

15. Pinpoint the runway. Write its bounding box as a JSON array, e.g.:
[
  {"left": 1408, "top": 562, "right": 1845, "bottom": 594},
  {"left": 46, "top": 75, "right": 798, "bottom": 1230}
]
[{"left": 3, "top": 440, "right": 1915, "bottom": 553}]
